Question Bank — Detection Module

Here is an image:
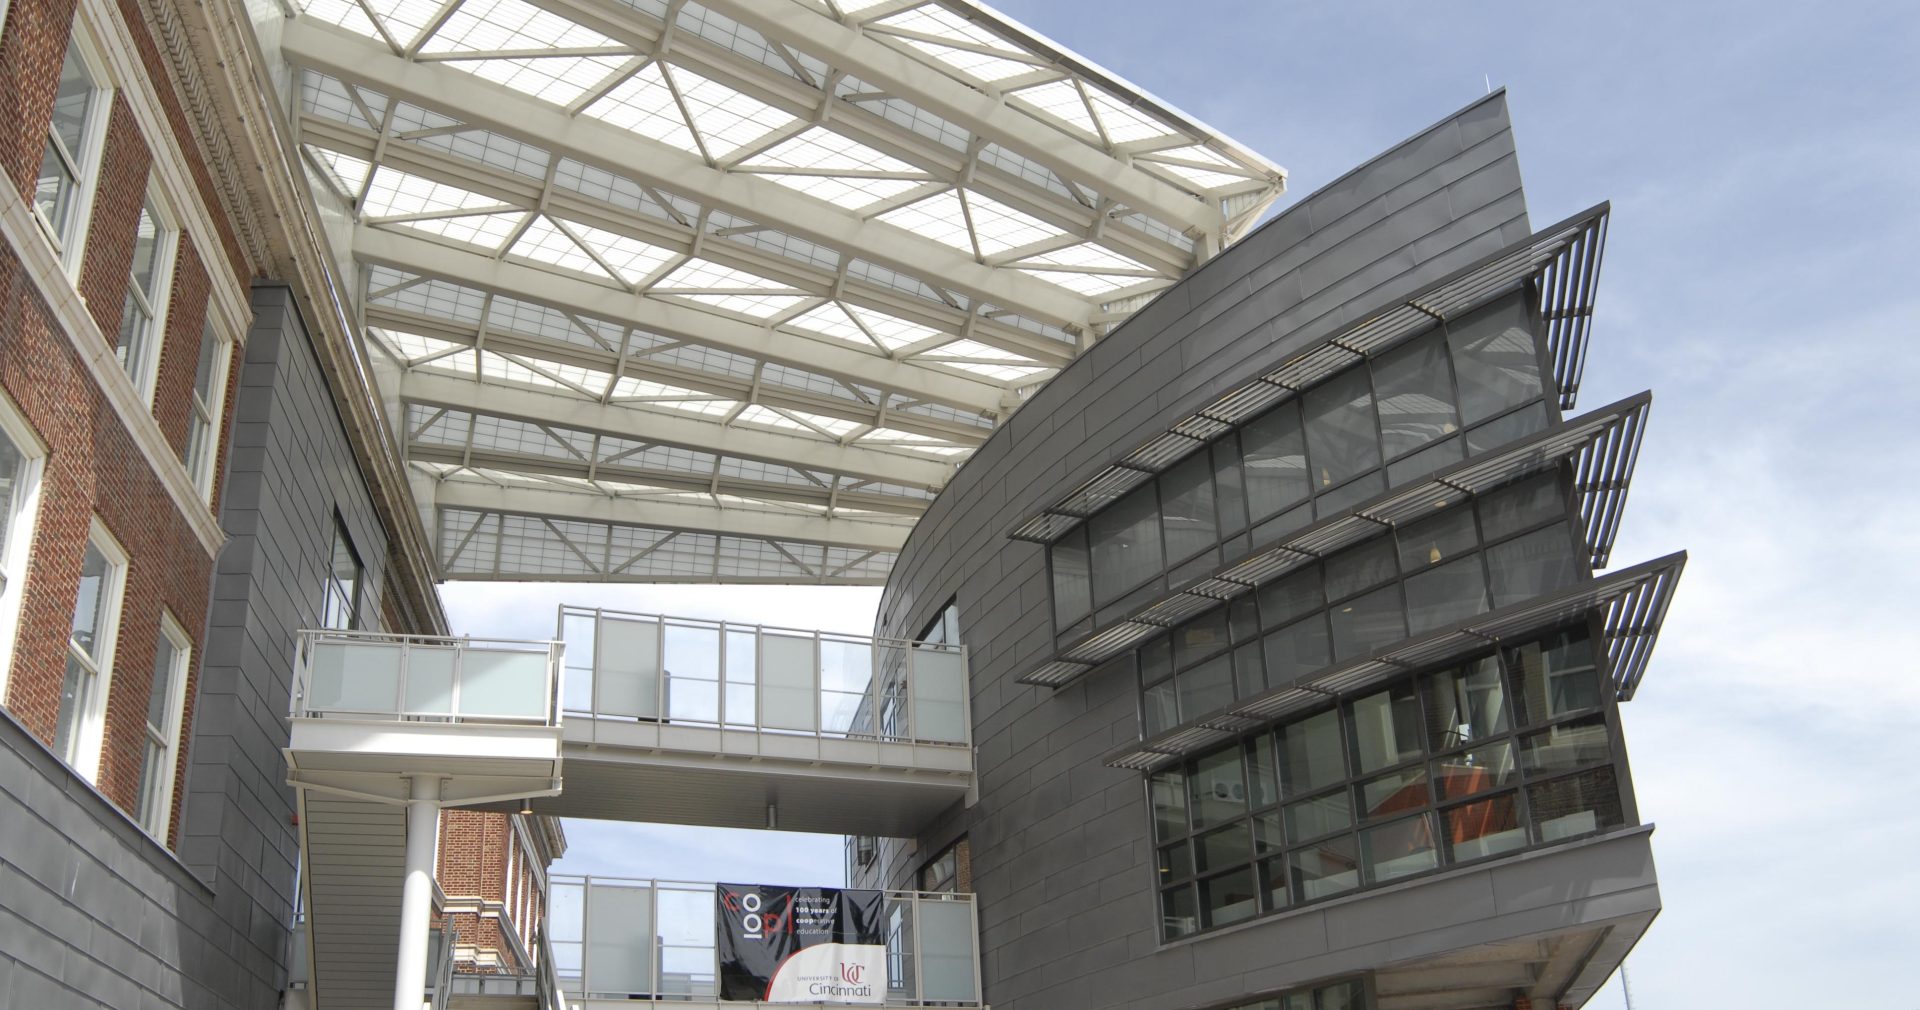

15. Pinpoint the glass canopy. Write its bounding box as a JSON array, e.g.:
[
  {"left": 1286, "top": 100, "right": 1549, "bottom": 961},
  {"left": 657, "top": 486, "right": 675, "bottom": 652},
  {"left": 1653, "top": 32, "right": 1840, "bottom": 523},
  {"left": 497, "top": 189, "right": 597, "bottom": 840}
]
[{"left": 278, "top": 0, "right": 1287, "bottom": 582}]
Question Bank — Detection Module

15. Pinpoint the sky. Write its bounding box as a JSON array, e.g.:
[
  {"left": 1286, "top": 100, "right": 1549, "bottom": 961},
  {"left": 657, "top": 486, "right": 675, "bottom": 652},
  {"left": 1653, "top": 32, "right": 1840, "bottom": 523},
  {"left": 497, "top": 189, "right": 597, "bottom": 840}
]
[{"left": 444, "top": 1, "right": 1920, "bottom": 1005}]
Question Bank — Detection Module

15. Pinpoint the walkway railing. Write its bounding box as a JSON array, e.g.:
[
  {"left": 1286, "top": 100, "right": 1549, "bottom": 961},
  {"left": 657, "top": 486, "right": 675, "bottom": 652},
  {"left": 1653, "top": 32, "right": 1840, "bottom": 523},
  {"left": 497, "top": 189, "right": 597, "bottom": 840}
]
[
  {"left": 556, "top": 607, "right": 969, "bottom": 747},
  {"left": 291, "top": 630, "right": 563, "bottom": 725},
  {"left": 547, "top": 875, "right": 981, "bottom": 1007}
]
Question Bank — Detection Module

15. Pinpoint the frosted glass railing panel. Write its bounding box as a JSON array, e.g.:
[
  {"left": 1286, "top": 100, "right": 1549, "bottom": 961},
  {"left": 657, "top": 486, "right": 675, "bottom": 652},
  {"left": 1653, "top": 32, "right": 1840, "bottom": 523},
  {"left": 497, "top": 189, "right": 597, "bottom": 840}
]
[
  {"left": 308, "top": 641, "right": 402, "bottom": 713},
  {"left": 403, "top": 647, "right": 457, "bottom": 715},
  {"left": 724, "top": 630, "right": 756, "bottom": 728},
  {"left": 666, "top": 623, "right": 720, "bottom": 724},
  {"left": 558, "top": 607, "right": 971, "bottom": 747},
  {"left": 584, "top": 881, "right": 653, "bottom": 996},
  {"left": 294, "top": 632, "right": 560, "bottom": 725},
  {"left": 553, "top": 876, "right": 981, "bottom": 1007},
  {"left": 596, "top": 617, "right": 659, "bottom": 719},
  {"left": 462, "top": 649, "right": 549, "bottom": 718},
  {"left": 761, "top": 633, "right": 817, "bottom": 733},
  {"left": 919, "top": 900, "right": 978, "bottom": 1002},
  {"left": 912, "top": 648, "right": 968, "bottom": 744}
]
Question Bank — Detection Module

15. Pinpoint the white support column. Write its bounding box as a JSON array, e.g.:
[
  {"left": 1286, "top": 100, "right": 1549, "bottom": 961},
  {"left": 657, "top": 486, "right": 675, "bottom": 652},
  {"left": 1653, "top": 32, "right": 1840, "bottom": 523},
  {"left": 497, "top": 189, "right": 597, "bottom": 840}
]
[{"left": 394, "top": 774, "right": 444, "bottom": 1010}]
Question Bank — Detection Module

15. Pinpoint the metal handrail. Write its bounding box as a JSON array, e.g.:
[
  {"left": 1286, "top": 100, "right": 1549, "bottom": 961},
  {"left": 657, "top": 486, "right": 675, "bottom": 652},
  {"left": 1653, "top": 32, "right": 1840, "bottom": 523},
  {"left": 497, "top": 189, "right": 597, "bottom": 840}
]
[
  {"left": 429, "top": 924, "right": 458, "bottom": 1010},
  {"left": 546, "top": 874, "right": 982, "bottom": 1007},
  {"left": 535, "top": 924, "right": 568, "bottom": 1010},
  {"left": 555, "top": 606, "right": 970, "bottom": 748},
  {"left": 290, "top": 629, "right": 564, "bottom": 727}
]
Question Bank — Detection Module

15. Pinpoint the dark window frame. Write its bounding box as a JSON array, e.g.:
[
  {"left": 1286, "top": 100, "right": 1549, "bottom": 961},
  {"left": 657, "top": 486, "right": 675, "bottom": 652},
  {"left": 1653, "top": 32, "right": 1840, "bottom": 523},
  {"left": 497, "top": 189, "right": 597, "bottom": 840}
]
[
  {"left": 1147, "top": 619, "right": 1628, "bottom": 943},
  {"left": 1049, "top": 287, "right": 1565, "bottom": 642},
  {"left": 322, "top": 516, "right": 363, "bottom": 631},
  {"left": 1137, "top": 467, "right": 1588, "bottom": 733}
]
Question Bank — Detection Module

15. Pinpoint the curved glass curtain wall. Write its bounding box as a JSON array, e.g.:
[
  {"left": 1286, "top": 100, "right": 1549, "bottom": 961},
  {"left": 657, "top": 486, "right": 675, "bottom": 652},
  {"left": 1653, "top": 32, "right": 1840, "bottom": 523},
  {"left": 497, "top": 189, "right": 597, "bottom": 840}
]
[
  {"left": 1150, "top": 625, "right": 1628, "bottom": 940},
  {"left": 1050, "top": 292, "right": 1555, "bottom": 641},
  {"left": 1133, "top": 470, "right": 1585, "bottom": 736}
]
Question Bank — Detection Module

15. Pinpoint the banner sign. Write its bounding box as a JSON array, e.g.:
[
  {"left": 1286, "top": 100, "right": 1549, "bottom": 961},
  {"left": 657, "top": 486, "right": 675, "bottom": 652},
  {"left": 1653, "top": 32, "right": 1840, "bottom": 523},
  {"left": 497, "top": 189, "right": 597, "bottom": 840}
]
[{"left": 716, "top": 883, "right": 886, "bottom": 1004}]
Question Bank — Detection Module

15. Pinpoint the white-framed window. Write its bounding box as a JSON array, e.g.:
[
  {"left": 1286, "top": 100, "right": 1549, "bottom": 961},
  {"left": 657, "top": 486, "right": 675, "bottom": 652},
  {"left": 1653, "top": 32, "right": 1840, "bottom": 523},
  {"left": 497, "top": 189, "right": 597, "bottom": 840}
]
[
  {"left": 0, "top": 390, "right": 49, "bottom": 698},
  {"left": 135, "top": 612, "right": 191, "bottom": 839},
  {"left": 32, "top": 29, "right": 111, "bottom": 268},
  {"left": 56, "top": 520, "right": 127, "bottom": 782},
  {"left": 183, "top": 318, "right": 230, "bottom": 499},
  {"left": 114, "top": 195, "right": 176, "bottom": 403}
]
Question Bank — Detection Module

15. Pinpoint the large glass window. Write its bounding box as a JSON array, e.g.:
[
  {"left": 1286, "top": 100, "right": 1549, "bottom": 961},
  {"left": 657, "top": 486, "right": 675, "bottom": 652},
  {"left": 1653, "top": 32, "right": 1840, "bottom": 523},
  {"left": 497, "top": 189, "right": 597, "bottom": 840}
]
[
  {"left": 183, "top": 320, "right": 230, "bottom": 498},
  {"left": 1241, "top": 404, "right": 1309, "bottom": 523},
  {"left": 1149, "top": 624, "right": 1624, "bottom": 940},
  {"left": 322, "top": 520, "right": 362, "bottom": 630},
  {"left": 1302, "top": 368, "right": 1379, "bottom": 495},
  {"left": 1448, "top": 296, "right": 1545, "bottom": 425},
  {"left": 1160, "top": 453, "right": 1218, "bottom": 565},
  {"left": 136, "top": 615, "right": 191, "bottom": 839},
  {"left": 1372, "top": 330, "right": 1459, "bottom": 458},
  {"left": 1138, "top": 472, "right": 1583, "bottom": 733},
  {"left": 0, "top": 401, "right": 47, "bottom": 694},
  {"left": 34, "top": 36, "right": 107, "bottom": 257},
  {"left": 1047, "top": 291, "right": 1557, "bottom": 636},
  {"left": 57, "top": 525, "right": 127, "bottom": 782},
  {"left": 1089, "top": 482, "right": 1163, "bottom": 608}
]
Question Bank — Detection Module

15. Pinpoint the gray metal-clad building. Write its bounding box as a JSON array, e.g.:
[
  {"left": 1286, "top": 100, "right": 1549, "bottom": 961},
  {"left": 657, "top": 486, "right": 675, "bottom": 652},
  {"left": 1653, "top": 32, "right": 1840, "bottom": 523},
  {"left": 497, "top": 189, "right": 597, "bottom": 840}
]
[{"left": 862, "top": 91, "right": 1681, "bottom": 1010}]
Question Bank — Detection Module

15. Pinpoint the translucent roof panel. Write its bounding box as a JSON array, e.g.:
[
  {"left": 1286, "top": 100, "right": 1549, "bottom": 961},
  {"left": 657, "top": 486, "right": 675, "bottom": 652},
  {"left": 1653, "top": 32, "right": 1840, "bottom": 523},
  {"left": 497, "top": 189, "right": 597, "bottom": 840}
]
[{"left": 283, "top": 0, "right": 1287, "bottom": 582}]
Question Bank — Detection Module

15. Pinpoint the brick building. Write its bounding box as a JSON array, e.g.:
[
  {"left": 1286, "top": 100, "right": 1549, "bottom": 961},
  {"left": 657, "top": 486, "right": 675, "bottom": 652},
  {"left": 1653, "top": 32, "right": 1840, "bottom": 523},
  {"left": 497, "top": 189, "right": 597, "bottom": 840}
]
[
  {"left": 0, "top": 1, "right": 557, "bottom": 1006},
  {"left": 2, "top": 1, "right": 1681, "bottom": 1009}
]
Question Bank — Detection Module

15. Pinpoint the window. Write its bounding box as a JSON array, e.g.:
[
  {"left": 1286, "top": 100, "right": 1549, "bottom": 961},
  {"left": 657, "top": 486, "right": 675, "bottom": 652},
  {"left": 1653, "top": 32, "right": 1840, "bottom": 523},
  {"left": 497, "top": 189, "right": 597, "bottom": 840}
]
[
  {"left": 921, "top": 839, "right": 968, "bottom": 894},
  {"left": 1216, "top": 978, "right": 1366, "bottom": 1010},
  {"left": 115, "top": 197, "right": 175, "bottom": 402},
  {"left": 1148, "top": 624, "right": 1622, "bottom": 940},
  {"left": 1142, "top": 471, "right": 1583, "bottom": 734},
  {"left": 56, "top": 522, "right": 127, "bottom": 781},
  {"left": 1046, "top": 291, "right": 1557, "bottom": 638},
  {"left": 135, "top": 614, "right": 191, "bottom": 839},
  {"left": 33, "top": 34, "right": 109, "bottom": 260},
  {"left": 183, "top": 319, "right": 230, "bottom": 497},
  {"left": 0, "top": 398, "right": 47, "bottom": 695},
  {"left": 1448, "top": 296, "right": 1545, "bottom": 426},
  {"left": 918, "top": 599, "right": 961, "bottom": 646},
  {"left": 1088, "top": 483, "right": 1162, "bottom": 608},
  {"left": 322, "top": 520, "right": 362, "bottom": 630},
  {"left": 846, "top": 835, "right": 878, "bottom": 884}
]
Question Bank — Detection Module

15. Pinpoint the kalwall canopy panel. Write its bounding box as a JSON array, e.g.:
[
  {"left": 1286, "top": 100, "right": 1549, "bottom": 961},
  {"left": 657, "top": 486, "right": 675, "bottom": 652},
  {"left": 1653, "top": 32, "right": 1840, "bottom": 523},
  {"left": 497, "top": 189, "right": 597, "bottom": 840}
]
[{"left": 280, "top": 0, "right": 1285, "bottom": 583}]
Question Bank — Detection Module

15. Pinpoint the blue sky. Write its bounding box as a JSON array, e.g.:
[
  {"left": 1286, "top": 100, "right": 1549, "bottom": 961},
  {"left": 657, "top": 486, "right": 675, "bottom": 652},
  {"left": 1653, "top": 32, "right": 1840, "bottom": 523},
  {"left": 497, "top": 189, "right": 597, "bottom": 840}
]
[{"left": 444, "top": 1, "right": 1920, "bottom": 1004}]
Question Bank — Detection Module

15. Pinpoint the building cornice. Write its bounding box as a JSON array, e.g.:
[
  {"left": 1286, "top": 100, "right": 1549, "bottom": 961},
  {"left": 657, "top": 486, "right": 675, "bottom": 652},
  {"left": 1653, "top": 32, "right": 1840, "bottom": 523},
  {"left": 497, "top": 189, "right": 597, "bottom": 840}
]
[{"left": 145, "top": 0, "right": 450, "bottom": 633}]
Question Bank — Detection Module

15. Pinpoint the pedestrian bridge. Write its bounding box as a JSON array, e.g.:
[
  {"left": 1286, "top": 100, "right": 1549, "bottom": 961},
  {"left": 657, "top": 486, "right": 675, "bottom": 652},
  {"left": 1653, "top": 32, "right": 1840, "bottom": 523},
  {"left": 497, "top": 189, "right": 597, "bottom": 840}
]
[{"left": 283, "top": 618, "right": 975, "bottom": 1009}]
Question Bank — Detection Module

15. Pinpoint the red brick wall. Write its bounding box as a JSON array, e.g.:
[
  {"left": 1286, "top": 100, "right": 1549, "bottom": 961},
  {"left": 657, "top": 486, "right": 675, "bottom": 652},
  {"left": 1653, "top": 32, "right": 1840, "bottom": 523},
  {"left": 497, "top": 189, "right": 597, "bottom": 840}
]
[
  {"left": 75, "top": 96, "right": 153, "bottom": 338},
  {"left": 0, "top": 0, "right": 247, "bottom": 286},
  {"left": 0, "top": 0, "right": 82, "bottom": 197},
  {"left": 150, "top": 237, "right": 209, "bottom": 454},
  {"left": 437, "top": 808, "right": 553, "bottom": 971},
  {"left": 0, "top": 0, "right": 242, "bottom": 840},
  {"left": 0, "top": 247, "right": 214, "bottom": 815},
  {"left": 105, "top": 0, "right": 247, "bottom": 281}
]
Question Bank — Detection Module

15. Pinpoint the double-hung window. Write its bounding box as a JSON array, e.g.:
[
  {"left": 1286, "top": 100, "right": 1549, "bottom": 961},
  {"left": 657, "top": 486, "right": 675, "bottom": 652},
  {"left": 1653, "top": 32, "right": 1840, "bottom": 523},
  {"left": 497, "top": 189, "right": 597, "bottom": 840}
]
[
  {"left": 57, "top": 522, "right": 127, "bottom": 781},
  {"left": 115, "top": 197, "right": 175, "bottom": 401},
  {"left": 0, "top": 395, "right": 48, "bottom": 694},
  {"left": 135, "top": 614, "right": 191, "bottom": 839},
  {"left": 183, "top": 319, "right": 230, "bottom": 498},
  {"left": 34, "top": 34, "right": 108, "bottom": 263}
]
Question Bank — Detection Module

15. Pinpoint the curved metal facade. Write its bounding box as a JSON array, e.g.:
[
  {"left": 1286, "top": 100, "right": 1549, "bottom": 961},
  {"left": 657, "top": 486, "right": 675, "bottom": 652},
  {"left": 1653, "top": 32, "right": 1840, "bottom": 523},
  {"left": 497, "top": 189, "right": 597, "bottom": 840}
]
[{"left": 872, "top": 92, "right": 1669, "bottom": 1010}]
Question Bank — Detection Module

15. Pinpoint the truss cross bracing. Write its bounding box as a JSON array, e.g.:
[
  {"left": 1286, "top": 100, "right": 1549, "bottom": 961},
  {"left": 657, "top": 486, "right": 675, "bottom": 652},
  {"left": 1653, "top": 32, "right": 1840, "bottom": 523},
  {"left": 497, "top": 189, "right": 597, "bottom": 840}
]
[{"left": 280, "top": 0, "right": 1285, "bottom": 583}]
